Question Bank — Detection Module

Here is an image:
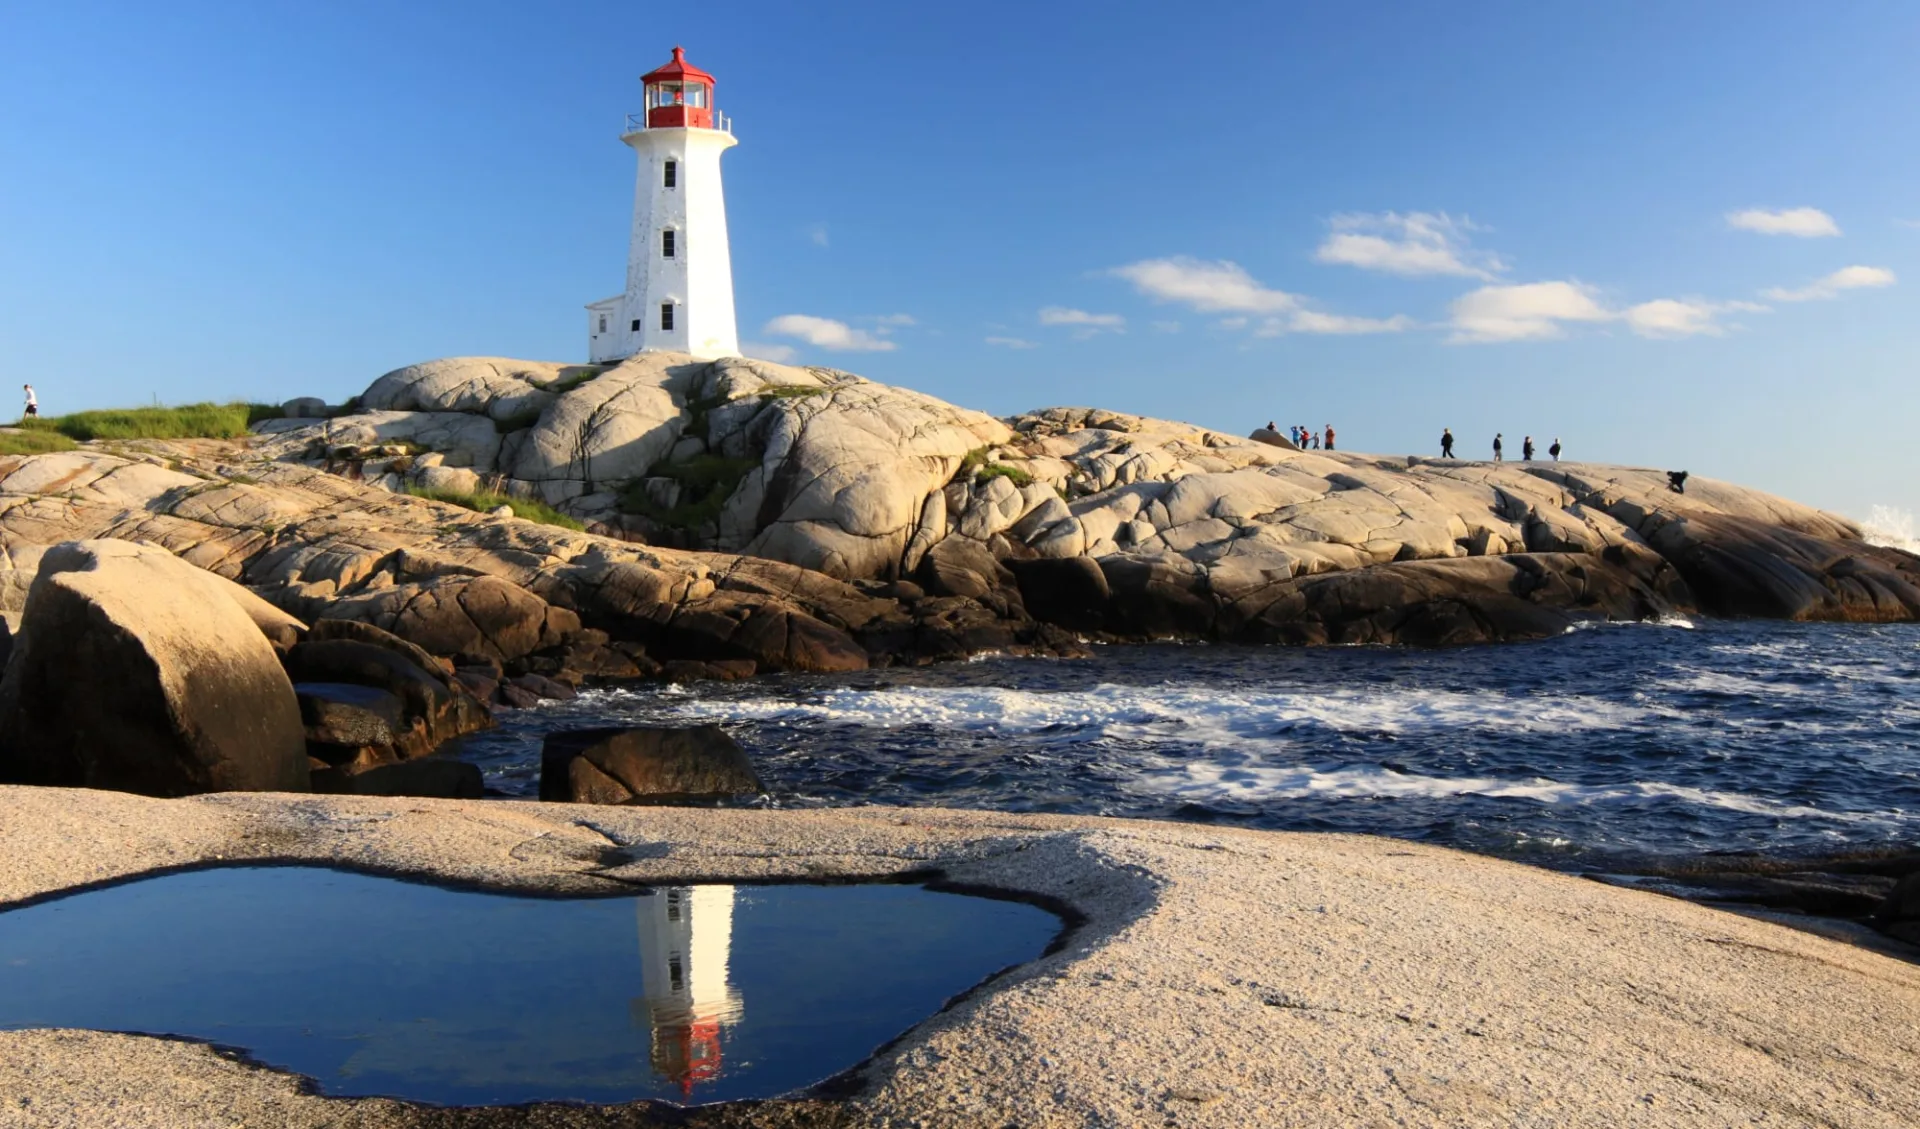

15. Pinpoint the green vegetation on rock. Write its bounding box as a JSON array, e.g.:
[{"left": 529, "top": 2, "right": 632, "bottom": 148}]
[
  {"left": 976, "top": 463, "right": 1035, "bottom": 487},
  {"left": 536, "top": 366, "right": 603, "bottom": 395},
  {"left": 20, "top": 402, "right": 281, "bottom": 442},
  {"left": 758, "top": 384, "right": 829, "bottom": 402},
  {"left": 404, "top": 485, "right": 585, "bottom": 531},
  {"left": 0, "top": 429, "right": 79, "bottom": 456},
  {"left": 619, "top": 454, "right": 755, "bottom": 530}
]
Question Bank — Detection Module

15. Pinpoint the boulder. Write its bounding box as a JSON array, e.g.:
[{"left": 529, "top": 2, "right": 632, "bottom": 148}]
[
  {"left": 1249, "top": 427, "right": 1298, "bottom": 450},
  {"left": 282, "top": 636, "right": 487, "bottom": 760},
  {"left": 294, "top": 682, "right": 404, "bottom": 748},
  {"left": 282, "top": 397, "right": 327, "bottom": 419},
  {"left": 311, "top": 757, "right": 485, "bottom": 798},
  {"left": 1006, "top": 556, "right": 1110, "bottom": 632},
  {"left": 539, "top": 725, "right": 764, "bottom": 804},
  {"left": 0, "top": 540, "right": 309, "bottom": 795}
]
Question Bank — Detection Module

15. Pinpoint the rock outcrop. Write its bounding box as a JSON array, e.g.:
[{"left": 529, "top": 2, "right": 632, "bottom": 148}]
[
  {"left": 241, "top": 353, "right": 1920, "bottom": 648},
  {"left": 0, "top": 540, "right": 309, "bottom": 795}
]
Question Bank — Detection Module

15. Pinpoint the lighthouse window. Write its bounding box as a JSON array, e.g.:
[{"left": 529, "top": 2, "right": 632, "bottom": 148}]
[
  {"left": 660, "top": 303, "right": 675, "bottom": 331},
  {"left": 597, "top": 315, "right": 606, "bottom": 333},
  {"left": 663, "top": 160, "right": 677, "bottom": 188},
  {"left": 630, "top": 319, "right": 640, "bottom": 332},
  {"left": 662, "top": 229, "right": 676, "bottom": 258}
]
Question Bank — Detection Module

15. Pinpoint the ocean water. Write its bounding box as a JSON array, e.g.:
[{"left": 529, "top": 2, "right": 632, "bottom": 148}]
[{"left": 456, "top": 620, "right": 1920, "bottom": 869}]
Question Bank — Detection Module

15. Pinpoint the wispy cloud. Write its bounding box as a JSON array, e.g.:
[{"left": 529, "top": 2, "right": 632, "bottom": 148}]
[
  {"left": 1763, "top": 265, "right": 1897, "bottom": 302},
  {"left": 1898, "top": 219, "right": 1920, "bottom": 230},
  {"left": 1150, "top": 320, "right": 1182, "bottom": 333},
  {"left": 985, "top": 336, "right": 1038, "bottom": 349},
  {"left": 762, "top": 314, "right": 897, "bottom": 352},
  {"left": 1621, "top": 298, "right": 1767, "bottom": 339},
  {"left": 1726, "top": 207, "right": 1841, "bottom": 237},
  {"left": 1314, "top": 212, "right": 1505, "bottom": 280},
  {"left": 1269, "top": 311, "right": 1417, "bottom": 336},
  {"left": 1450, "top": 281, "right": 1767, "bottom": 343},
  {"left": 869, "top": 314, "right": 916, "bottom": 327},
  {"left": 1447, "top": 281, "right": 1614, "bottom": 343},
  {"left": 1109, "top": 257, "right": 1300, "bottom": 313},
  {"left": 1038, "top": 307, "right": 1125, "bottom": 329},
  {"left": 805, "top": 223, "right": 830, "bottom": 247},
  {"left": 741, "top": 341, "right": 798, "bottom": 363}
]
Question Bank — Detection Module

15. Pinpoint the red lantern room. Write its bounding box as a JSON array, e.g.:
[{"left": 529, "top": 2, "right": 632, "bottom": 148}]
[{"left": 642, "top": 46, "right": 717, "bottom": 130}]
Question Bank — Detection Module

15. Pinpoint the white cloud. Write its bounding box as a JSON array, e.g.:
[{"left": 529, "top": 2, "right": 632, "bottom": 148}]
[
  {"left": 1621, "top": 298, "right": 1767, "bottom": 339},
  {"left": 1726, "top": 207, "right": 1841, "bottom": 237},
  {"left": 1261, "top": 311, "right": 1417, "bottom": 336},
  {"left": 1314, "top": 212, "right": 1504, "bottom": 279},
  {"left": 870, "top": 313, "right": 916, "bottom": 327},
  {"left": 1109, "top": 257, "right": 1300, "bottom": 313},
  {"left": 1447, "top": 281, "right": 1613, "bottom": 343},
  {"left": 762, "top": 314, "right": 897, "bottom": 352},
  {"left": 1898, "top": 219, "right": 1920, "bottom": 230},
  {"left": 985, "top": 336, "right": 1038, "bottom": 349},
  {"left": 805, "top": 223, "right": 830, "bottom": 247},
  {"left": 1038, "top": 306, "right": 1125, "bottom": 329},
  {"left": 1763, "top": 265, "right": 1897, "bottom": 302},
  {"left": 741, "top": 341, "right": 798, "bottom": 363}
]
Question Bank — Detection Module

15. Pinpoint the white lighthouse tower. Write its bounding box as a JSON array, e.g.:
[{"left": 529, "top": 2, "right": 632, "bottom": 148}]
[{"left": 587, "top": 47, "right": 741, "bottom": 363}]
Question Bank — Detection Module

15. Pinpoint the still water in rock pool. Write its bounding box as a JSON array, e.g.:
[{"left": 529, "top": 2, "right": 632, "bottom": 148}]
[
  {"left": 459, "top": 619, "right": 1920, "bottom": 868},
  {"left": 0, "top": 868, "right": 1060, "bottom": 1105}
]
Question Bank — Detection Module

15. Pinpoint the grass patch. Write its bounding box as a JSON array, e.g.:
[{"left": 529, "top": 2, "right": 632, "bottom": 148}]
[
  {"left": 20, "top": 402, "right": 281, "bottom": 441},
  {"left": 0, "top": 429, "right": 79, "bottom": 456},
  {"left": 976, "top": 463, "right": 1035, "bottom": 488},
  {"left": 405, "top": 486, "right": 585, "bottom": 531},
  {"left": 537, "top": 366, "right": 603, "bottom": 395},
  {"left": 619, "top": 454, "right": 755, "bottom": 530},
  {"left": 758, "top": 384, "right": 829, "bottom": 402},
  {"left": 959, "top": 446, "right": 990, "bottom": 473}
]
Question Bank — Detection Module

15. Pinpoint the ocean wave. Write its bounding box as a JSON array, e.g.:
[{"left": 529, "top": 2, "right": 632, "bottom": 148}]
[
  {"left": 657, "top": 683, "right": 1653, "bottom": 745},
  {"left": 1862, "top": 504, "right": 1920, "bottom": 554},
  {"left": 1130, "top": 759, "right": 1899, "bottom": 825}
]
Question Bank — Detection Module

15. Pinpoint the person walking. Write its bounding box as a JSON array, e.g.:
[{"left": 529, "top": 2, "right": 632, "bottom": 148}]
[
  {"left": 1522, "top": 436, "right": 1535, "bottom": 461},
  {"left": 1310, "top": 431, "right": 1320, "bottom": 450},
  {"left": 1323, "top": 424, "right": 1335, "bottom": 451},
  {"left": 1440, "top": 427, "right": 1454, "bottom": 458},
  {"left": 22, "top": 385, "right": 37, "bottom": 419},
  {"left": 1492, "top": 433, "right": 1503, "bottom": 462},
  {"left": 1549, "top": 437, "right": 1562, "bottom": 462}
]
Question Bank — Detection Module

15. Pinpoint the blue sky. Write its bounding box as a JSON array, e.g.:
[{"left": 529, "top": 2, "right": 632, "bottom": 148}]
[{"left": 2, "top": 2, "right": 1915, "bottom": 527}]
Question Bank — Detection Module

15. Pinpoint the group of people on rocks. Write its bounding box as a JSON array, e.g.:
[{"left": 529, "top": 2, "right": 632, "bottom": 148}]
[
  {"left": 1439, "top": 428, "right": 1560, "bottom": 463},
  {"left": 1267, "top": 421, "right": 1335, "bottom": 451}
]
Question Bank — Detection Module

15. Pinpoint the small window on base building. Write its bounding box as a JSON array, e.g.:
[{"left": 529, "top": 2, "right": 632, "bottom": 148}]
[
  {"left": 597, "top": 315, "right": 607, "bottom": 333},
  {"left": 662, "top": 229, "right": 676, "bottom": 258},
  {"left": 663, "top": 160, "right": 677, "bottom": 188},
  {"left": 660, "top": 303, "right": 675, "bottom": 331},
  {"left": 630, "top": 319, "right": 640, "bottom": 332}
]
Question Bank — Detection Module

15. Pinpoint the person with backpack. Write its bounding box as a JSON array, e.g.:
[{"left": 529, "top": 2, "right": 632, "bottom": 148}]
[
  {"left": 1549, "top": 437, "right": 1562, "bottom": 462},
  {"left": 1492, "top": 433, "right": 1503, "bottom": 462},
  {"left": 1522, "top": 436, "right": 1535, "bottom": 461},
  {"left": 1440, "top": 428, "right": 1454, "bottom": 458}
]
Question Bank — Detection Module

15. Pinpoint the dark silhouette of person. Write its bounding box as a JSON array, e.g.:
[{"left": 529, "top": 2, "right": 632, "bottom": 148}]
[
  {"left": 1311, "top": 431, "right": 1320, "bottom": 449},
  {"left": 1549, "top": 437, "right": 1562, "bottom": 462},
  {"left": 1667, "top": 470, "right": 1689, "bottom": 494},
  {"left": 1440, "top": 428, "right": 1454, "bottom": 458},
  {"left": 1493, "top": 433, "right": 1503, "bottom": 462},
  {"left": 1523, "top": 436, "right": 1535, "bottom": 461},
  {"left": 1265, "top": 420, "right": 1276, "bottom": 433},
  {"left": 1324, "top": 424, "right": 1335, "bottom": 451}
]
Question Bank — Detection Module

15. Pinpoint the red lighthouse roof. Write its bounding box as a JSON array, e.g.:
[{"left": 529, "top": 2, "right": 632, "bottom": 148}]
[{"left": 642, "top": 46, "right": 716, "bottom": 87}]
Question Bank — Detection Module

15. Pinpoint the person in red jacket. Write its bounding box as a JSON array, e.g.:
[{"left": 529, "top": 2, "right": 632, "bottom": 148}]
[{"left": 1324, "top": 424, "right": 1335, "bottom": 451}]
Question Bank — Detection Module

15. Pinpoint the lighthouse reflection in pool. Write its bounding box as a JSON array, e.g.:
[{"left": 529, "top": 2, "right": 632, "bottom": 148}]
[
  {"left": 0, "top": 867, "right": 1061, "bottom": 1106},
  {"left": 635, "top": 886, "right": 745, "bottom": 1098}
]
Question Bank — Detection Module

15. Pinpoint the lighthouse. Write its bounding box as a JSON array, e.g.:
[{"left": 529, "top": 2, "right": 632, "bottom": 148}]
[
  {"left": 632, "top": 885, "right": 744, "bottom": 1098},
  {"left": 587, "top": 47, "right": 741, "bottom": 363}
]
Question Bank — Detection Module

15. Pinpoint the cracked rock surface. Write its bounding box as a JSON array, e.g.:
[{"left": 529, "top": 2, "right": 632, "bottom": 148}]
[{"left": 1, "top": 787, "right": 1917, "bottom": 1127}]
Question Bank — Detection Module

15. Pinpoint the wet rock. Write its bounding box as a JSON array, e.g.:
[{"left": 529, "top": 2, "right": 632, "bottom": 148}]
[
  {"left": 539, "top": 725, "right": 764, "bottom": 804},
  {"left": 660, "top": 658, "right": 757, "bottom": 683},
  {"left": 509, "top": 672, "right": 576, "bottom": 700},
  {"left": 310, "top": 757, "right": 485, "bottom": 799},
  {"left": 282, "top": 638, "right": 487, "bottom": 759},
  {"left": 0, "top": 540, "right": 309, "bottom": 795},
  {"left": 1006, "top": 556, "right": 1110, "bottom": 632}
]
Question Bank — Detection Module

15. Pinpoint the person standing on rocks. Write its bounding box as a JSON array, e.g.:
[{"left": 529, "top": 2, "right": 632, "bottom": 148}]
[
  {"left": 22, "top": 385, "right": 37, "bottom": 420},
  {"left": 1324, "top": 424, "right": 1336, "bottom": 451},
  {"left": 1523, "top": 436, "right": 1535, "bottom": 461},
  {"left": 1441, "top": 428, "right": 1455, "bottom": 458},
  {"left": 1493, "top": 433, "right": 1504, "bottom": 462},
  {"left": 1550, "top": 437, "right": 1562, "bottom": 462}
]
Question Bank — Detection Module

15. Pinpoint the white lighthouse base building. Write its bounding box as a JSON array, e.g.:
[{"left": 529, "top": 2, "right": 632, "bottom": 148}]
[{"left": 587, "top": 47, "right": 741, "bottom": 364}]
